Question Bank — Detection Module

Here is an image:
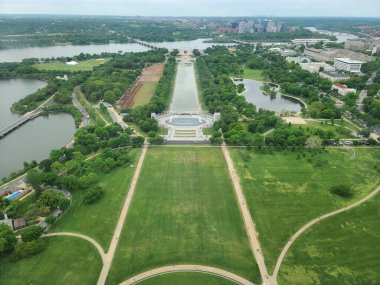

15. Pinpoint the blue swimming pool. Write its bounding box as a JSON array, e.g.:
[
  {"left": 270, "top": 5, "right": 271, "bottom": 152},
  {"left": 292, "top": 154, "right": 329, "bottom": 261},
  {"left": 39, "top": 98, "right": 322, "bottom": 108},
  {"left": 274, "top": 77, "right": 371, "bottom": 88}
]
[
  {"left": 6, "top": 190, "right": 22, "bottom": 201},
  {"left": 165, "top": 117, "right": 206, "bottom": 126}
]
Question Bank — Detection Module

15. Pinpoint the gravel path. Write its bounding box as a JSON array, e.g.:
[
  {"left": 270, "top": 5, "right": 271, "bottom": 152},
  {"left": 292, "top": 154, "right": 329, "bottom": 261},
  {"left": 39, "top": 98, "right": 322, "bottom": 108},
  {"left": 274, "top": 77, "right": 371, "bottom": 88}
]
[
  {"left": 43, "top": 232, "right": 106, "bottom": 263},
  {"left": 119, "top": 264, "right": 256, "bottom": 285},
  {"left": 221, "top": 144, "right": 276, "bottom": 285},
  {"left": 97, "top": 144, "right": 148, "bottom": 285}
]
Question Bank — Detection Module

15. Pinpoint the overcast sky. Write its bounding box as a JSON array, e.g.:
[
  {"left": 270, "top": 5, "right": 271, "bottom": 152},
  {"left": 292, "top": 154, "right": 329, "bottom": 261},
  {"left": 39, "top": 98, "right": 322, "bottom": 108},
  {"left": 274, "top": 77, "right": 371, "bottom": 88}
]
[{"left": 0, "top": 0, "right": 379, "bottom": 17}]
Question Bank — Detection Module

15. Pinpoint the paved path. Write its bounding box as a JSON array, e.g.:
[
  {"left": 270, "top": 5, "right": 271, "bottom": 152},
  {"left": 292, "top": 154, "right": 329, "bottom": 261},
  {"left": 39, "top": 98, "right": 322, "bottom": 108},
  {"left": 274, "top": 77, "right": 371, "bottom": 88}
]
[
  {"left": 273, "top": 184, "right": 380, "bottom": 279},
  {"left": 43, "top": 232, "right": 106, "bottom": 263},
  {"left": 97, "top": 144, "right": 148, "bottom": 285},
  {"left": 119, "top": 265, "right": 256, "bottom": 285},
  {"left": 107, "top": 106, "right": 128, "bottom": 129},
  {"left": 221, "top": 144, "right": 275, "bottom": 285}
]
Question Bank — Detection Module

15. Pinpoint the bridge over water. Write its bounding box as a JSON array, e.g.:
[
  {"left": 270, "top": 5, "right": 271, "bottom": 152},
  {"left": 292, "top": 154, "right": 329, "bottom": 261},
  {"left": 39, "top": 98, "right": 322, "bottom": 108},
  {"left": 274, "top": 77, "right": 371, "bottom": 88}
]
[
  {"left": 0, "top": 95, "right": 55, "bottom": 139},
  {"left": 134, "top": 40, "right": 162, "bottom": 50}
]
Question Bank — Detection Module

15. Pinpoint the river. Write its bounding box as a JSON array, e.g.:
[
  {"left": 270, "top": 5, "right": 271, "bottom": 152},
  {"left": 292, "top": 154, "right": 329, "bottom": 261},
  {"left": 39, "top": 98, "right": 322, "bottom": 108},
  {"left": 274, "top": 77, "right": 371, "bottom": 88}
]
[
  {"left": 240, "top": 79, "right": 302, "bottom": 114},
  {"left": 0, "top": 79, "right": 47, "bottom": 129},
  {"left": 305, "top": 27, "right": 358, "bottom": 43},
  {"left": 0, "top": 39, "right": 232, "bottom": 63},
  {"left": 0, "top": 79, "right": 76, "bottom": 179},
  {"left": 170, "top": 62, "right": 200, "bottom": 113}
]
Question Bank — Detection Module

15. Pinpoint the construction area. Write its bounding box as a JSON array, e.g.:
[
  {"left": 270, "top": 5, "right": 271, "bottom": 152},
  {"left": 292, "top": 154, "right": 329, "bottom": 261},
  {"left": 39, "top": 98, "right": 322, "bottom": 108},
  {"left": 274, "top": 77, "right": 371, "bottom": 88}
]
[{"left": 117, "top": 63, "right": 164, "bottom": 108}]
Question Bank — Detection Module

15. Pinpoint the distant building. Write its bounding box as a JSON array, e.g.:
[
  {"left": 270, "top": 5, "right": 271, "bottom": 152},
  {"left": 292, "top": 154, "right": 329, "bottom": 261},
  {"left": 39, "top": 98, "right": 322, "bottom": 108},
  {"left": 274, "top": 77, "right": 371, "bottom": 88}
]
[
  {"left": 277, "top": 22, "right": 285, "bottom": 32},
  {"left": 319, "top": 71, "right": 350, "bottom": 82},
  {"left": 286, "top": 56, "right": 311, "bottom": 64},
  {"left": 304, "top": 48, "right": 374, "bottom": 63},
  {"left": 291, "top": 39, "right": 330, "bottom": 45},
  {"left": 269, "top": 47, "right": 282, "bottom": 53},
  {"left": 66, "top": 61, "right": 78, "bottom": 65},
  {"left": 300, "top": 62, "right": 335, "bottom": 73},
  {"left": 332, "top": 83, "right": 356, "bottom": 96},
  {"left": 239, "top": 22, "right": 247, "bottom": 34},
  {"left": 345, "top": 39, "right": 367, "bottom": 51},
  {"left": 334, "top": 58, "right": 363, "bottom": 73},
  {"left": 13, "top": 218, "right": 26, "bottom": 230},
  {"left": 345, "top": 38, "right": 380, "bottom": 53},
  {"left": 280, "top": 49, "right": 297, "bottom": 57},
  {"left": 56, "top": 74, "right": 68, "bottom": 81},
  {"left": 266, "top": 21, "right": 277, "bottom": 33},
  {"left": 372, "top": 45, "right": 380, "bottom": 55}
]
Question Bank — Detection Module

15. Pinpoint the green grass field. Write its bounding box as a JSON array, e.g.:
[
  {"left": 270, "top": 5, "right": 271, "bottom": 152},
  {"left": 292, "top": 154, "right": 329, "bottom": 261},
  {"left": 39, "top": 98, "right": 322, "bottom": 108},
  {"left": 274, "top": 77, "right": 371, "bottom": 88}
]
[
  {"left": 243, "top": 68, "right": 265, "bottom": 81},
  {"left": 229, "top": 148, "right": 380, "bottom": 273},
  {"left": 278, "top": 194, "right": 380, "bottom": 285},
  {"left": 106, "top": 147, "right": 260, "bottom": 285},
  {"left": 34, "top": 59, "right": 109, "bottom": 72},
  {"left": 138, "top": 272, "right": 238, "bottom": 285},
  {"left": 133, "top": 82, "right": 158, "bottom": 108},
  {"left": 50, "top": 148, "right": 141, "bottom": 249},
  {"left": 0, "top": 236, "right": 102, "bottom": 285},
  {"left": 290, "top": 120, "right": 356, "bottom": 139}
]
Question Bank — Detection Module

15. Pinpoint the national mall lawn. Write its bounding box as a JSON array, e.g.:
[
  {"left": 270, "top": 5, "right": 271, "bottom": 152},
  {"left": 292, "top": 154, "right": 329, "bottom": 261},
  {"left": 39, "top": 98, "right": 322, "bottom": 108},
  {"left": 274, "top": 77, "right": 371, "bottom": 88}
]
[
  {"left": 229, "top": 147, "right": 380, "bottom": 273},
  {"left": 106, "top": 146, "right": 261, "bottom": 285}
]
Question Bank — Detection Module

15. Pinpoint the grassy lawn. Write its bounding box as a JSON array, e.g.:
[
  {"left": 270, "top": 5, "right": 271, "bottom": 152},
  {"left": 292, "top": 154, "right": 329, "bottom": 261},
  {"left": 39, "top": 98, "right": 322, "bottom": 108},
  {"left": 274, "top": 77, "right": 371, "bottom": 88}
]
[
  {"left": 293, "top": 120, "right": 356, "bottom": 139},
  {"left": 34, "top": 58, "right": 109, "bottom": 72},
  {"left": 229, "top": 148, "right": 380, "bottom": 273},
  {"left": 158, "top": 127, "right": 168, "bottom": 135},
  {"left": 138, "top": 272, "right": 238, "bottom": 285},
  {"left": 133, "top": 82, "right": 158, "bottom": 108},
  {"left": 106, "top": 147, "right": 260, "bottom": 285},
  {"left": 202, "top": 127, "right": 214, "bottom": 136},
  {"left": 243, "top": 68, "right": 265, "bottom": 81},
  {"left": 0, "top": 236, "right": 102, "bottom": 285},
  {"left": 278, "top": 194, "right": 380, "bottom": 285},
  {"left": 50, "top": 148, "right": 141, "bottom": 250}
]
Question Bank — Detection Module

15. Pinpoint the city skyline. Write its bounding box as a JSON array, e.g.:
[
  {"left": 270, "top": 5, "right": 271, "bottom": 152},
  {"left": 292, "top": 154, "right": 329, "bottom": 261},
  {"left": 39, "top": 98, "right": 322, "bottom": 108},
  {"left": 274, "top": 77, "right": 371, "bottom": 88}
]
[{"left": 0, "top": 0, "right": 380, "bottom": 17}]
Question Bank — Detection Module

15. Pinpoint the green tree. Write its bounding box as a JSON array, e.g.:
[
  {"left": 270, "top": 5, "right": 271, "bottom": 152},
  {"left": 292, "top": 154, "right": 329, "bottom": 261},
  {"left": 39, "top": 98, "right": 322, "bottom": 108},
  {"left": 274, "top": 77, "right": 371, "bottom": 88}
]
[
  {"left": 83, "top": 187, "right": 104, "bottom": 204},
  {"left": 21, "top": 226, "right": 44, "bottom": 242},
  {"left": 0, "top": 224, "right": 17, "bottom": 255},
  {"left": 26, "top": 168, "right": 44, "bottom": 197},
  {"left": 104, "top": 90, "right": 116, "bottom": 104},
  {"left": 38, "top": 190, "right": 65, "bottom": 208}
]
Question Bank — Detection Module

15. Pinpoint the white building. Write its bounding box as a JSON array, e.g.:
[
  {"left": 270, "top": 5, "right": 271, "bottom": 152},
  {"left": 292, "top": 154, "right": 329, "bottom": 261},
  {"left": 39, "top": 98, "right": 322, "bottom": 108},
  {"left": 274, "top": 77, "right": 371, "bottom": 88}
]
[
  {"left": 319, "top": 71, "right": 350, "bottom": 82},
  {"left": 332, "top": 83, "right": 356, "bottom": 96},
  {"left": 334, "top": 58, "right": 363, "bottom": 73},
  {"left": 300, "top": 62, "right": 335, "bottom": 73},
  {"left": 291, "top": 39, "right": 330, "bottom": 45}
]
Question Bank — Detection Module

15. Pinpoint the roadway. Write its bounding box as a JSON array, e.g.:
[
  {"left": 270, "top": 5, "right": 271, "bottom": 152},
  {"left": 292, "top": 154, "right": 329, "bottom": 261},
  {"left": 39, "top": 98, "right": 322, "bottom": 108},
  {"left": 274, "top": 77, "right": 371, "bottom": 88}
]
[
  {"left": 0, "top": 174, "right": 27, "bottom": 196},
  {"left": 72, "top": 89, "right": 90, "bottom": 127}
]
